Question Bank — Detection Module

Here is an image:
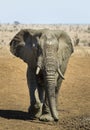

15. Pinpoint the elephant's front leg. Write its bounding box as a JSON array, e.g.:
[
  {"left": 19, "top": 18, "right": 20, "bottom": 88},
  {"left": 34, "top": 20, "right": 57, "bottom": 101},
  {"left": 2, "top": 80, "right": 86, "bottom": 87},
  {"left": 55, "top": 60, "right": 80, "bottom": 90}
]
[
  {"left": 27, "top": 66, "right": 42, "bottom": 118},
  {"left": 39, "top": 95, "right": 54, "bottom": 122}
]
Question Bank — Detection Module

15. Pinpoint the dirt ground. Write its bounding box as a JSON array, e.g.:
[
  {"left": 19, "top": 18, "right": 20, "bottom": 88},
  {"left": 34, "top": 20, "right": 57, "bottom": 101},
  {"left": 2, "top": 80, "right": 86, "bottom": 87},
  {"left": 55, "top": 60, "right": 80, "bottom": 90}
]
[{"left": 0, "top": 47, "right": 90, "bottom": 130}]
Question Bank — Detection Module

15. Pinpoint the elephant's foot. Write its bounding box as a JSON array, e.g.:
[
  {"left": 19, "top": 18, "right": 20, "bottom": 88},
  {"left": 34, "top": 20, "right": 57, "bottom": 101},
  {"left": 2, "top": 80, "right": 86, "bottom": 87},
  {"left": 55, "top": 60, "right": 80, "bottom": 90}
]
[
  {"left": 28, "top": 103, "right": 42, "bottom": 119},
  {"left": 39, "top": 114, "right": 54, "bottom": 122},
  {"left": 39, "top": 103, "right": 54, "bottom": 122}
]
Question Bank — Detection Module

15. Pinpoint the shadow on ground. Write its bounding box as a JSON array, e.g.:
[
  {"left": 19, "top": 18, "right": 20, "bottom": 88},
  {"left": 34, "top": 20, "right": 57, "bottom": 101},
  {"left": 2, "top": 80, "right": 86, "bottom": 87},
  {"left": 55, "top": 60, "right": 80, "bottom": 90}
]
[{"left": 0, "top": 109, "right": 34, "bottom": 120}]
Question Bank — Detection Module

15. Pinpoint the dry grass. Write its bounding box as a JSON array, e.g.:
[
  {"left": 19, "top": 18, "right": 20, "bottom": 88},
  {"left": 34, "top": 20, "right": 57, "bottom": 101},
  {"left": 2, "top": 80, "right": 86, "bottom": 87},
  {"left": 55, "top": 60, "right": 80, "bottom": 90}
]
[{"left": 0, "top": 24, "right": 90, "bottom": 47}]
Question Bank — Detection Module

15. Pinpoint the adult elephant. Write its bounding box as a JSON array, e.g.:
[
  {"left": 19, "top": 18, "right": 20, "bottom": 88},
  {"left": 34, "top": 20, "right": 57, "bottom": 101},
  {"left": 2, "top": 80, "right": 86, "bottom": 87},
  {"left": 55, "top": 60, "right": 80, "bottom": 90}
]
[{"left": 10, "top": 29, "right": 74, "bottom": 122}]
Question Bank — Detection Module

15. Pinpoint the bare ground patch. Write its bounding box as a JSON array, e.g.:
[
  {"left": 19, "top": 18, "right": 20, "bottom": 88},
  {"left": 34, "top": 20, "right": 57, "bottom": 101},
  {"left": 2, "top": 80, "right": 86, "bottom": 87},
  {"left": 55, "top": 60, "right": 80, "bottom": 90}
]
[{"left": 0, "top": 47, "right": 90, "bottom": 130}]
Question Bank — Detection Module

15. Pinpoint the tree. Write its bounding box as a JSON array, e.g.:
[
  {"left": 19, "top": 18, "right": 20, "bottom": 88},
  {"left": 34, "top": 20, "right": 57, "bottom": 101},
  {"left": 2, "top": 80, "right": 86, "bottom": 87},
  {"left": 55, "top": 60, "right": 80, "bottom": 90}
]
[{"left": 14, "top": 21, "right": 20, "bottom": 25}]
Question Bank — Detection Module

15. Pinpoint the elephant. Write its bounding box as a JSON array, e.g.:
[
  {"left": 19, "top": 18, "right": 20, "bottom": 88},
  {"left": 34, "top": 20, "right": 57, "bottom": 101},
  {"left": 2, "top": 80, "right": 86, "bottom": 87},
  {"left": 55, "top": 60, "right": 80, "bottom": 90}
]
[{"left": 9, "top": 29, "right": 74, "bottom": 122}]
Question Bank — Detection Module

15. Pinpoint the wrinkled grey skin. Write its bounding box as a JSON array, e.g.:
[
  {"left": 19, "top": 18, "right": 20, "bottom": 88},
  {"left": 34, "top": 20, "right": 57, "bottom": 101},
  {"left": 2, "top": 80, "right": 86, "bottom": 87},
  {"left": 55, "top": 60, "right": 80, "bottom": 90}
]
[{"left": 10, "top": 29, "right": 74, "bottom": 122}]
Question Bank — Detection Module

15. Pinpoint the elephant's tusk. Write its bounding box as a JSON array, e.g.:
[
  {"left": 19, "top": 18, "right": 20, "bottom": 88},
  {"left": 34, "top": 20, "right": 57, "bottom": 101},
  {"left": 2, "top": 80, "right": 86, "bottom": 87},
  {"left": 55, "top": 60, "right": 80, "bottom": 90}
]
[
  {"left": 58, "top": 68, "right": 65, "bottom": 80},
  {"left": 36, "top": 66, "right": 40, "bottom": 75}
]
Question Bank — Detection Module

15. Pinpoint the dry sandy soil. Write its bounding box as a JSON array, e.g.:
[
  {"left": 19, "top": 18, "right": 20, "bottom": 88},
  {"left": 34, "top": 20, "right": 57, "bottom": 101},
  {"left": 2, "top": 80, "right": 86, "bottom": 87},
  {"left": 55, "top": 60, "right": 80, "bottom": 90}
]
[
  {"left": 0, "top": 46, "right": 90, "bottom": 130},
  {"left": 0, "top": 24, "right": 90, "bottom": 130}
]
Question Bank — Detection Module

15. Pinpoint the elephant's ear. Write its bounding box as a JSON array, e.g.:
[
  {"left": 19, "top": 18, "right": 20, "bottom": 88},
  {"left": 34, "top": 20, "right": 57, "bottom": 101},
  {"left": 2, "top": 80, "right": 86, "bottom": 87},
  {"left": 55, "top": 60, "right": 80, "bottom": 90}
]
[
  {"left": 9, "top": 29, "right": 32, "bottom": 56},
  {"left": 9, "top": 29, "right": 25, "bottom": 46},
  {"left": 56, "top": 31, "right": 74, "bottom": 76},
  {"left": 10, "top": 29, "right": 45, "bottom": 46},
  {"left": 9, "top": 29, "right": 45, "bottom": 55}
]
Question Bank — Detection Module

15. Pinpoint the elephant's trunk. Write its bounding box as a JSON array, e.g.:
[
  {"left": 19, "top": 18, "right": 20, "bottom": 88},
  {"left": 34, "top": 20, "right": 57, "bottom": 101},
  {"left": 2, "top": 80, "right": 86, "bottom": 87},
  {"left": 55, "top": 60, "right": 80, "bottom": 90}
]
[
  {"left": 44, "top": 53, "right": 59, "bottom": 121},
  {"left": 45, "top": 72, "right": 59, "bottom": 121}
]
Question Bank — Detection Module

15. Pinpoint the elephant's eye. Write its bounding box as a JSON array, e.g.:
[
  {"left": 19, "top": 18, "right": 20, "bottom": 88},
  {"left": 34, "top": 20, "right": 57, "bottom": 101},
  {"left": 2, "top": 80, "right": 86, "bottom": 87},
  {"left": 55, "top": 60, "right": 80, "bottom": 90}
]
[{"left": 32, "top": 44, "right": 35, "bottom": 47}]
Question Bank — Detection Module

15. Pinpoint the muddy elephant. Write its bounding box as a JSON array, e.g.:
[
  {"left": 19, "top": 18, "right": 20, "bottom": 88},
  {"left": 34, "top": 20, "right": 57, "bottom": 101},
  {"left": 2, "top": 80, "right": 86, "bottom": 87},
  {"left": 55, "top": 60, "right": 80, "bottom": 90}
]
[{"left": 10, "top": 29, "right": 74, "bottom": 121}]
